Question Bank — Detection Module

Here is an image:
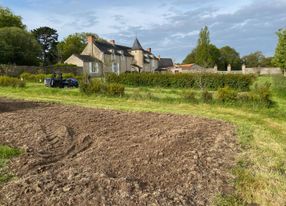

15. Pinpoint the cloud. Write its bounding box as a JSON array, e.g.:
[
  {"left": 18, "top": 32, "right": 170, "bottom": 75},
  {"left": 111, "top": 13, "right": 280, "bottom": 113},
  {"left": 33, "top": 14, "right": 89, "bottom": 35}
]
[{"left": 1, "top": 0, "right": 286, "bottom": 62}]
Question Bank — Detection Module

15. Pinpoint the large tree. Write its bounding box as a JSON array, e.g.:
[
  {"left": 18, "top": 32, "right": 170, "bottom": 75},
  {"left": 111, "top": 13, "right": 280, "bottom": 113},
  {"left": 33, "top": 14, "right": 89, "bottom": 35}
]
[
  {"left": 195, "top": 26, "right": 212, "bottom": 67},
  {"left": 0, "top": 7, "right": 25, "bottom": 29},
  {"left": 272, "top": 29, "right": 286, "bottom": 71},
  {"left": 183, "top": 26, "right": 220, "bottom": 68},
  {"left": 242, "top": 51, "right": 265, "bottom": 67},
  {"left": 58, "top": 33, "right": 86, "bottom": 62},
  {"left": 32, "top": 27, "right": 59, "bottom": 65},
  {"left": 220, "top": 46, "right": 241, "bottom": 70},
  {"left": 0, "top": 27, "right": 41, "bottom": 65}
]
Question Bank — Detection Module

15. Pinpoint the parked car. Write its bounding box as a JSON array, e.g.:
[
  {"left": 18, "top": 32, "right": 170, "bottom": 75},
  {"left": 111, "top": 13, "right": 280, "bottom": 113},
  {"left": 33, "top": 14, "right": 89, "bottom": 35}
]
[{"left": 44, "top": 75, "right": 79, "bottom": 88}]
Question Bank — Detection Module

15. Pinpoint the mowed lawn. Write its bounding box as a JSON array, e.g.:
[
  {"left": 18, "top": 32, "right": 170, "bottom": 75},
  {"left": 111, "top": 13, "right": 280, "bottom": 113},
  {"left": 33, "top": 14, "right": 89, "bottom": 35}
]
[{"left": 0, "top": 76, "right": 286, "bottom": 205}]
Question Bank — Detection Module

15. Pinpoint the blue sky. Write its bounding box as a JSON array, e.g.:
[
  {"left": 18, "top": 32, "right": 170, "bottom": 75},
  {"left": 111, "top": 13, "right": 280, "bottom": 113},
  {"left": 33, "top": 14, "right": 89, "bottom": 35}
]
[{"left": 1, "top": 0, "right": 286, "bottom": 62}]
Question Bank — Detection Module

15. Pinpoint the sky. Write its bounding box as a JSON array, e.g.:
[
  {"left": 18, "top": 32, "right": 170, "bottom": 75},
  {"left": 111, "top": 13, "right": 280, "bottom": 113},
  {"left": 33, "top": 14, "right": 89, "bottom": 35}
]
[{"left": 0, "top": 0, "right": 286, "bottom": 62}]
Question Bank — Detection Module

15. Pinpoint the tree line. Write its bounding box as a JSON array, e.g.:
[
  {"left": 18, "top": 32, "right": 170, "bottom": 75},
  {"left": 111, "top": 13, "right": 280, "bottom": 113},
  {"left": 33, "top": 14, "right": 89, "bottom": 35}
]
[
  {"left": 182, "top": 26, "right": 286, "bottom": 71},
  {"left": 0, "top": 6, "right": 286, "bottom": 72}
]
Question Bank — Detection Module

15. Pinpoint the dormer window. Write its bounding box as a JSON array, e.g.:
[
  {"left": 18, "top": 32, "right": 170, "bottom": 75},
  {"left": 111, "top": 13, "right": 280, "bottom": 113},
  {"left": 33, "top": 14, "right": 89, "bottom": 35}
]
[
  {"left": 109, "top": 49, "right": 114, "bottom": 53},
  {"left": 118, "top": 50, "right": 124, "bottom": 55}
]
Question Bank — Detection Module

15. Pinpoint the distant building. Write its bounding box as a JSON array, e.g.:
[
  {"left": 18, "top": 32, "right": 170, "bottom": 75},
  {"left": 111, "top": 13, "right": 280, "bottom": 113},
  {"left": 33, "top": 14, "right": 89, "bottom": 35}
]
[
  {"left": 156, "top": 58, "right": 174, "bottom": 72},
  {"left": 65, "top": 36, "right": 172, "bottom": 77},
  {"left": 170, "top": 64, "right": 207, "bottom": 73}
]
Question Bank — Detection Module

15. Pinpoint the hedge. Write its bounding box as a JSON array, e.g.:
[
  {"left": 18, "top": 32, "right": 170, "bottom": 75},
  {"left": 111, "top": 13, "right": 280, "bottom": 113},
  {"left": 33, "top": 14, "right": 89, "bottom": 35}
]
[
  {"left": 106, "top": 72, "right": 256, "bottom": 91},
  {"left": 20, "top": 72, "right": 82, "bottom": 83},
  {"left": 0, "top": 76, "right": 25, "bottom": 87}
]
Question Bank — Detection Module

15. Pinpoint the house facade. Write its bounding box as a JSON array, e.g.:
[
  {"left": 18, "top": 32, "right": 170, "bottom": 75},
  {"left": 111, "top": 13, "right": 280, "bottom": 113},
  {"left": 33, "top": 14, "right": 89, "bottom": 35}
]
[{"left": 65, "top": 36, "right": 171, "bottom": 77}]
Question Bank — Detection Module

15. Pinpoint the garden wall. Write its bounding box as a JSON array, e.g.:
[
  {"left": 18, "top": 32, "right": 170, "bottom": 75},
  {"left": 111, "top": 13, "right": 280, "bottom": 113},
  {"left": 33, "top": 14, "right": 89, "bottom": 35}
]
[{"left": 0, "top": 65, "right": 83, "bottom": 77}]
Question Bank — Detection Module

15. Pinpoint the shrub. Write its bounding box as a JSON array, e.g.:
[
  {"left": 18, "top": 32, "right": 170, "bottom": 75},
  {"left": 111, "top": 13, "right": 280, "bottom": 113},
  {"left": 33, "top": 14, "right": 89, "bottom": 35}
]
[
  {"left": 201, "top": 90, "right": 213, "bottom": 103},
  {"left": 251, "top": 82, "right": 274, "bottom": 108},
  {"left": 105, "top": 72, "right": 255, "bottom": 91},
  {"left": 0, "top": 76, "right": 25, "bottom": 87},
  {"left": 105, "top": 83, "right": 125, "bottom": 96},
  {"left": 216, "top": 87, "right": 238, "bottom": 103},
  {"left": 80, "top": 79, "right": 125, "bottom": 96},
  {"left": 272, "top": 75, "right": 286, "bottom": 98}
]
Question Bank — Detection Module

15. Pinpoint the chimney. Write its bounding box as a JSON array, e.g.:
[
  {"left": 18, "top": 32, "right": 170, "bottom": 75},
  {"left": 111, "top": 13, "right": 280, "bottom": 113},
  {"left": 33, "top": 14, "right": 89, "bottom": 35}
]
[
  {"left": 109, "top": 40, "right": 116, "bottom": 45},
  {"left": 158, "top": 55, "right": 161, "bottom": 60},
  {"left": 147, "top": 48, "right": 152, "bottom": 53},
  {"left": 87, "top": 35, "right": 95, "bottom": 44}
]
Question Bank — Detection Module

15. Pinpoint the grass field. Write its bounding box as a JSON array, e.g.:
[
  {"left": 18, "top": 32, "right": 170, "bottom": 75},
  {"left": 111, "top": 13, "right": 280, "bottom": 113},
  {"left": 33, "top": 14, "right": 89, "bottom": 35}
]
[{"left": 0, "top": 76, "right": 286, "bottom": 205}]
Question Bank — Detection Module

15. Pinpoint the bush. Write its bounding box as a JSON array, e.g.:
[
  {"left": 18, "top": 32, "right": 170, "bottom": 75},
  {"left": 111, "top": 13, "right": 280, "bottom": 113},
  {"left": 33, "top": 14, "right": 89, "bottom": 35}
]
[
  {"left": 272, "top": 75, "right": 286, "bottom": 98},
  {"left": 20, "top": 72, "right": 48, "bottom": 82},
  {"left": 80, "top": 79, "right": 125, "bottom": 96},
  {"left": 216, "top": 87, "right": 238, "bottom": 103},
  {"left": 105, "top": 72, "right": 255, "bottom": 91},
  {"left": 201, "top": 90, "right": 213, "bottom": 103},
  {"left": 0, "top": 76, "right": 25, "bottom": 87},
  {"left": 105, "top": 83, "right": 125, "bottom": 96},
  {"left": 251, "top": 82, "right": 274, "bottom": 108}
]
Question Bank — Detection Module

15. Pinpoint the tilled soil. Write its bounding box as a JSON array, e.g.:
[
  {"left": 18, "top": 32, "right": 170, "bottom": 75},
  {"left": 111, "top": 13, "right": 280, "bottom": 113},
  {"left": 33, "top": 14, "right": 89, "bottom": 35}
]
[{"left": 0, "top": 98, "right": 238, "bottom": 206}]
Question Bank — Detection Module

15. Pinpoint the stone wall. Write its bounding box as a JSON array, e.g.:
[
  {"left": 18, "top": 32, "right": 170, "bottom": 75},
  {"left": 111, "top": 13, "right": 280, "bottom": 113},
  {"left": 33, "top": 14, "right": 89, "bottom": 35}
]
[{"left": 0, "top": 65, "right": 83, "bottom": 77}]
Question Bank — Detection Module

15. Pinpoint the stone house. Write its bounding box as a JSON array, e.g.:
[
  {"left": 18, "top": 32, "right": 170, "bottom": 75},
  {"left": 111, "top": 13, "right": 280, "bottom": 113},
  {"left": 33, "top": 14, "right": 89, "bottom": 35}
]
[{"left": 65, "top": 36, "right": 165, "bottom": 77}]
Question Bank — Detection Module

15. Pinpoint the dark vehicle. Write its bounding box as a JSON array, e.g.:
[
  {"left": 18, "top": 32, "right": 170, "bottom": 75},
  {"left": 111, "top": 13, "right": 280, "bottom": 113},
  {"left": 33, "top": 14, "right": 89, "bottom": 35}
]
[{"left": 44, "top": 73, "right": 79, "bottom": 88}]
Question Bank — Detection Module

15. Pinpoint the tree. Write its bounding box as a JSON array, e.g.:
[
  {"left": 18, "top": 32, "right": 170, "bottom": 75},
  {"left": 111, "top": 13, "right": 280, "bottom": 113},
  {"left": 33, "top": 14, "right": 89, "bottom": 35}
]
[
  {"left": 182, "top": 49, "right": 196, "bottom": 64},
  {"left": 0, "top": 27, "right": 41, "bottom": 65},
  {"left": 242, "top": 51, "right": 265, "bottom": 67},
  {"left": 183, "top": 26, "right": 220, "bottom": 68},
  {"left": 0, "top": 7, "right": 25, "bottom": 29},
  {"left": 195, "top": 26, "right": 212, "bottom": 67},
  {"left": 32, "top": 27, "right": 59, "bottom": 65},
  {"left": 58, "top": 33, "right": 86, "bottom": 62},
  {"left": 220, "top": 46, "right": 241, "bottom": 70},
  {"left": 272, "top": 29, "right": 286, "bottom": 71},
  {"left": 261, "top": 57, "right": 274, "bottom": 67}
]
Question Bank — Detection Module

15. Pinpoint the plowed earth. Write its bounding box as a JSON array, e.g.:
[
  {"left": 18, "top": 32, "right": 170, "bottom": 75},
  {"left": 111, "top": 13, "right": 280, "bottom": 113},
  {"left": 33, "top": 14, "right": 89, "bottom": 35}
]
[{"left": 0, "top": 98, "right": 238, "bottom": 206}]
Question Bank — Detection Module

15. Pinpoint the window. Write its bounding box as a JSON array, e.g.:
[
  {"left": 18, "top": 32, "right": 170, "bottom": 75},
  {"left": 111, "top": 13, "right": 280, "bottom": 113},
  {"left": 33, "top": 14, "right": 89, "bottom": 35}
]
[
  {"left": 112, "top": 63, "right": 120, "bottom": 75},
  {"left": 89, "top": 62, "right": 99, "bottom": 73}
]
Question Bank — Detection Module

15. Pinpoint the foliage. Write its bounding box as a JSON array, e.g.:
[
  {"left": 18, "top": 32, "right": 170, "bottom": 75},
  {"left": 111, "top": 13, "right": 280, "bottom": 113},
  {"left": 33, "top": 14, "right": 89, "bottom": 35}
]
[
  {"left": 105, "top": 83, "right": 125, "bottom": 96},
  {"left": 80, "top": 79, "right": 125, "bottom": 96},
  {"left": 272, "top": 75, "right": 286, "bottom": 98},
  {"left": 32, "top": 27, "right": 59, "bottom": 66},
  {"left": 251, "top": 82, "right": 274, "bottom": 108},
  {"left": 183, "top": 27, "right": 221, "bottom": 68},
  {"left": 242, "top": 51, "right": 274, "bottom": 68},
  {"left": 0, "top": 76, "right": 25, "bottom": 87},
  {"left": 220, "top": 46, "right": 242, "bottom": 70},
  {"left": 0, "top": 145, "right": 21, "bottom": 184},
  {"left": 0, "top": 27, "right": 41, "bottom": 65},
  {"left": 20, "top": 72, "right": 48, "bottom": 82},
  {"left": 106, "top": 72, "right": 255, "bottom": 91},
  {"left": 0, "top": 7, "right": 25, "bottom": 29},
  {"left": 272, "top": 29, "right": 286, "bottom": 71},
  {"left": 216, "top": 87, "right": 238, "bottom": 103},
  {"left": 58, "top": 33, "right": 87, "bottom": 62}
]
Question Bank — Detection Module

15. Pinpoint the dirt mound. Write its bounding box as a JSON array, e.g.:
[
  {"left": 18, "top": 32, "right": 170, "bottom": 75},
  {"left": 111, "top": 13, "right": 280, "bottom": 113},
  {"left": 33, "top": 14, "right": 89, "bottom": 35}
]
[{"left": 0, "top": 98, "right": 238, "bottom": 206}]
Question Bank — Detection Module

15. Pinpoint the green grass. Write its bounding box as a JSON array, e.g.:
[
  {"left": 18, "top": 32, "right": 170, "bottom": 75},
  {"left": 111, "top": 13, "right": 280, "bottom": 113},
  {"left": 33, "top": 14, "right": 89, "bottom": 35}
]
[
  {"left": 0, "top": 76, "right": 286, "bottom": 205},
  {"left": 0, "top": 145, "right": 21, "bottom": 184}
]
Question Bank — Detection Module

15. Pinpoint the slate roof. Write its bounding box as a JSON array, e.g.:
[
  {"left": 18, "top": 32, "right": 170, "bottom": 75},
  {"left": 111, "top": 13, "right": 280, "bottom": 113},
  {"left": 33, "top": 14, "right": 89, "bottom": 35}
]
[
  {"left": 94, "top": 41, "right": 133, "bottom": 57},
  {"left": 132, "top": 38, "right": 144, "bottom": 50},
  {"left": 74, "top": 54, "right": 97, "bottom": 62},
  {"left": 158, "top": 58, "right": 174, "bottom": 68}
]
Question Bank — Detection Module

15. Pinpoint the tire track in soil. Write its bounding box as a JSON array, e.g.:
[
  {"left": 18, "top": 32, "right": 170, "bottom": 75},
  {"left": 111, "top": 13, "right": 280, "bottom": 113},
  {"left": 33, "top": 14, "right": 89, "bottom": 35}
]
[{"left": 0, "top": 98, "right": 238, "bottom": 206}]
